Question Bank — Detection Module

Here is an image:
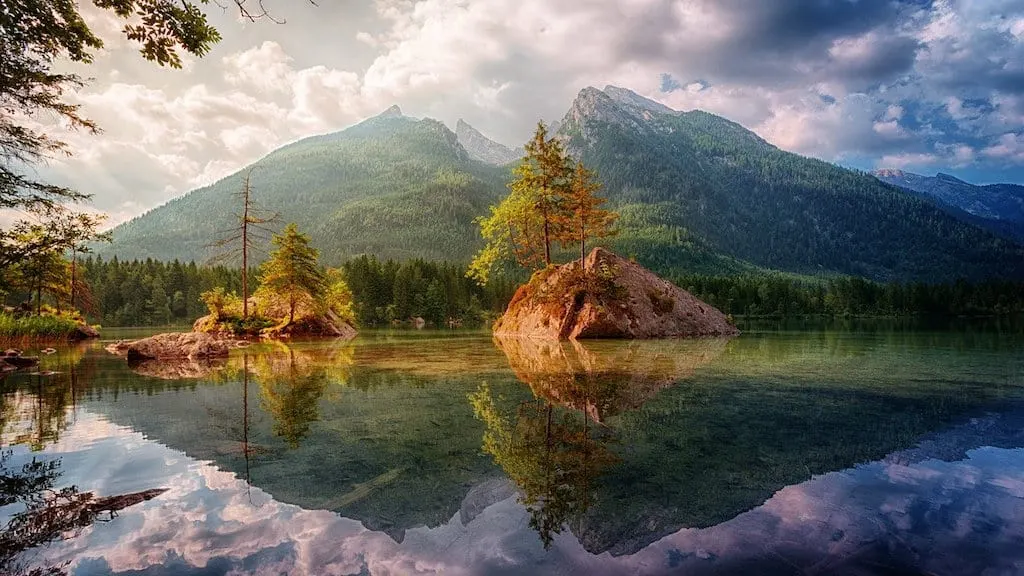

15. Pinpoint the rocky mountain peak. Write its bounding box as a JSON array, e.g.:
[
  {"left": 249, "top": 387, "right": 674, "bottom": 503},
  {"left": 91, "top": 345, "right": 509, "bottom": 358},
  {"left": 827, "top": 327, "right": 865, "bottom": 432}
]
[
  {"left": 602, "top": 85, "right": 677, "bottom": 115},
  {"left": 455, "top": 119, "right": 519, "bottom": 165},
  {"left": 873, "top": 168, "right": 908, "bottom": 179},
  {"left": 377, "top": 104, "right": 403, "bottom": 119}
]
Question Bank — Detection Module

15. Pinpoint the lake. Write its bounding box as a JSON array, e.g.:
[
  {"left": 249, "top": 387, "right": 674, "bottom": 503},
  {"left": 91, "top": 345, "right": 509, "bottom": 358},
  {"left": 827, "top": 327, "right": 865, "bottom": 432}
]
[{"left": 1, "top": 324, "right": 1023, "bottom": 575}]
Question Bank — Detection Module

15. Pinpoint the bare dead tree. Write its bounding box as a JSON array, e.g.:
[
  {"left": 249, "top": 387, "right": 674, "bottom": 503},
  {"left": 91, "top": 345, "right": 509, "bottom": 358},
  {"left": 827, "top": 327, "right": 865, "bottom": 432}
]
[{"left": 207, "top": 168, "right": 279, "bottom": 319}]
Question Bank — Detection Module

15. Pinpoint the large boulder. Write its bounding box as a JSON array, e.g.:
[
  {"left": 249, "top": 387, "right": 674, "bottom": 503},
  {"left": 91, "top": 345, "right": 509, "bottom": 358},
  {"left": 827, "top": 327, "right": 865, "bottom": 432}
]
[
  {"left": 262, "top": 311, "right": 358, "bottom": 339},
  {"left": 71, "top": 323, "right": 100, "bottom": 340},
  {"left": 493, "top": 247, "right": 739, "bottom": 340},
  {"left": 113, "top": 332, "right": 230, "bottom": 361}
]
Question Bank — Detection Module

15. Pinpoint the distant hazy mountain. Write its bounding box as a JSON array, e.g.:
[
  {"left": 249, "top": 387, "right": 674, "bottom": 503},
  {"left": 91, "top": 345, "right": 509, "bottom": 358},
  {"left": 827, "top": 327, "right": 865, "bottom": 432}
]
[
  {"left": 873, "top": 169, "right": 1024, "bottom": 243},
  {"left": 98, "top": 87, "right": 1024, "bottom": 282},
  {"left": 455, "top": 119, "right": 520, "bottom": 165},
  {"left": 556, "top": 85, "right": 1023, "bottom": 281}
]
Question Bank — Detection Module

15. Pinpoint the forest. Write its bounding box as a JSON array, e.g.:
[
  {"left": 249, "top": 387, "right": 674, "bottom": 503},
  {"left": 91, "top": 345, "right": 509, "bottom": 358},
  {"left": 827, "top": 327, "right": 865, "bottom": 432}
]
[
  {"left": 0, "top": 255, "right": 519, "bottom": 328},
  {"left": 2, "top": 254, "right": 1019, "bottom": 329}
]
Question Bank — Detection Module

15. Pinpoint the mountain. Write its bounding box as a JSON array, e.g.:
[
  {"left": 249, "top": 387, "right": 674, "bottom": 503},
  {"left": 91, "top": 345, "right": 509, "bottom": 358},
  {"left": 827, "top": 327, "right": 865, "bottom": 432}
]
[
  {"left": 555, "top": 85, "right": 1024, "bottom": 281},
  {"left": 872, "top": 169, "right": 1024, "bottom": 243},
  {"left": 455, "top": 119, "right": 520, "bottom": 165},
  {"left": 99, "top": 108, "right": 508, "bottom": 264},
  {"left": 99, "top": 87, "right": 1024, "bottom": 283},
  {"left": 97, "top": 104, "right": 755, "bottom": 276}
]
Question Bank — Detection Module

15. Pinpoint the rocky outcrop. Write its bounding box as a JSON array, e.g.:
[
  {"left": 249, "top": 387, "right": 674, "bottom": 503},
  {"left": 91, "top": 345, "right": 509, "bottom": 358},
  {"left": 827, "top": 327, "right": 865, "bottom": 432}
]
[
  {"left": 194, "top": 311, "right": 357, "bottom": 340},
  {"left": 262, "top": 311, "right": 358, "bottom": 339},
  {"left": 493, "top": 248, "right": 739, "bottom": 340},
  {"left": 70, "top": 323, "right": 100, "bottom": 340},
  {"left": 455, "top": 119, "right": 519, "bottom": 165},
  {"left": 107, "top": 332, "right": 230, "bottom": 362}
]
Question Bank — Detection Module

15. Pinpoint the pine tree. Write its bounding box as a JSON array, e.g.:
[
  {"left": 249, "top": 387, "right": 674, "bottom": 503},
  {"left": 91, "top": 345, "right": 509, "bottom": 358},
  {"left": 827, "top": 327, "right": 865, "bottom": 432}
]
[
  {"left": 469, "top": 122, "right": 574, "bottom": 284},
  {"left": 562, "top": 162, "right": 617, "bottom": 269},
  {"left": 259, "top": 224, "right": 326, "bottom": 325}
]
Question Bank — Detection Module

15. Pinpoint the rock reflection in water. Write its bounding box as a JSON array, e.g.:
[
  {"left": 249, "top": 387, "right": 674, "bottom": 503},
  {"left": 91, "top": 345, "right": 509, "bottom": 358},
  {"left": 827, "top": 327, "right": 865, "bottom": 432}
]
[
  {"left": 480, "top": 336, "right": 728, "bottom": 548},
  {"left": 127, "top": 356, "right": 228, "bottom": 380},
  {"left": 493, "top": 335, "right": 730, "bottom": 423}
]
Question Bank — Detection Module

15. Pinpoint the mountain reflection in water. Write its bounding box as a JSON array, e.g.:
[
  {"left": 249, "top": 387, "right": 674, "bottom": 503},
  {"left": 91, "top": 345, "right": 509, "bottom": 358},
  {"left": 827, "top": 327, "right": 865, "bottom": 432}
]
[{"left": 0, "top": 328, "right": 1021, "bottom": 575}]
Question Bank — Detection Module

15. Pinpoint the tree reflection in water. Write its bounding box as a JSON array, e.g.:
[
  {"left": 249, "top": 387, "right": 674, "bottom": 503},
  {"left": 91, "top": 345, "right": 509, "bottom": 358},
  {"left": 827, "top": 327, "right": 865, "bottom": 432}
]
[
  {"left": 469, "top": 384, "right": 617, "bottom": 548},
  {"left": 476, "top": 336, "right": 729, "bottom": 548},
  {"left": 254, "top": 347, "right": 330, "bottom": 449},
  {"left": 0, "top": 452, "right": 165, "bottom": 576}
]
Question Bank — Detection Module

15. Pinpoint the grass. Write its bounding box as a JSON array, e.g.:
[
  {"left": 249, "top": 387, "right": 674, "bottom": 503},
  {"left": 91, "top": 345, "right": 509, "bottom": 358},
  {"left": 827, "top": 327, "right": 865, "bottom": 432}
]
[{"left": 0, "top": 311, "right": 87, "bottom": 342}]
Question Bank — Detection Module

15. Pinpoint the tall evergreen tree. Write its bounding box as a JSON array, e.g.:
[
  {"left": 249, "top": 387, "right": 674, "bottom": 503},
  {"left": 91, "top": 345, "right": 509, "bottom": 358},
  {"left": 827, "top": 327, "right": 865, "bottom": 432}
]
[
  {"left": 561, "top": 162, "right": 617, "bottom": 268},
  {"left": 469, "top": 122, "right": 574, "bottom": 284},
  {"left": 259, "top": 224, "right": 326, "bottom": 324}
]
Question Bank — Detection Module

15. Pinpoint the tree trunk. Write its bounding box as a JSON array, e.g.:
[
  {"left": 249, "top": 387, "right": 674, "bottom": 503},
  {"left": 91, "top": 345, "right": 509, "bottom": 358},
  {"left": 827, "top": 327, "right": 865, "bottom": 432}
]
[
  {"left": 70, "top": 250, "right": 77, "bottom": 311},
  {"left": 241, "top": 174, "right": 250, "bottom": 320},
  {"left": 580, "top": 216, "right": 586, "bottom": 271},
  {"left": 543, "top": 219, "right": 551, "bottom": 266}
]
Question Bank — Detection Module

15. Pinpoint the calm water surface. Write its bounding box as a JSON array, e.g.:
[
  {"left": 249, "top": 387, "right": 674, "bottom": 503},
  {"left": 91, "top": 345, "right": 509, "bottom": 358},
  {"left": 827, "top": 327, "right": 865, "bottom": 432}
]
[{"left": 1, "top": 325, "right": 1023, "bottom": 575}]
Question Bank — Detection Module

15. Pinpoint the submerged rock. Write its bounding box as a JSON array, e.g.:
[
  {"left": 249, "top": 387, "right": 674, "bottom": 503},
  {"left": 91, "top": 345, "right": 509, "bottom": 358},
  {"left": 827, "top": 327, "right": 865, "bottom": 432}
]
[
  {"left": 108, "top": 332, "right": 230, "bottom": 361},
  {"left": 1, "top": 352, "right": 40, "bottom": 369},
  {"left": 494, "top": 248, "right": 739, "bottom": 340}
]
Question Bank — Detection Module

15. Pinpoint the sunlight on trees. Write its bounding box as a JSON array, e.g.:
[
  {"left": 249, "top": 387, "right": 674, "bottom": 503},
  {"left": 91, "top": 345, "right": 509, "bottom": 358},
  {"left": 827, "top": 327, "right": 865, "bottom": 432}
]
[{"left": 469, "top": 123, "right": 617, "bottom": 285}]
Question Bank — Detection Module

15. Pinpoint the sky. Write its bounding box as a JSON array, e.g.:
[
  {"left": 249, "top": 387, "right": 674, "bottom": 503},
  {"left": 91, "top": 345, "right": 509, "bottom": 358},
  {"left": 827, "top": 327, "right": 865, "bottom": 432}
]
[{"left": 34, "top": 0, "right": 1024, "bottom": 226}]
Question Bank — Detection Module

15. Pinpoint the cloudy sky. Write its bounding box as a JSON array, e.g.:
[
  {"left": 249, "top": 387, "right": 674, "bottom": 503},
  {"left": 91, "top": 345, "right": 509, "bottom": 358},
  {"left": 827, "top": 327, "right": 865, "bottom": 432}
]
[{"left": 39, "top": 0, "right": 1024, "bottom": 225}]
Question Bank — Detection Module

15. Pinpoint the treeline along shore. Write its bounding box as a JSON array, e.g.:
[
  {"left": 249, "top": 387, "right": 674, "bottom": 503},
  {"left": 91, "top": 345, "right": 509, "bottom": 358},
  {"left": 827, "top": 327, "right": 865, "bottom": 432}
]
[{"left": 3, "top": 254, "right": 1020, "bottom": 333}]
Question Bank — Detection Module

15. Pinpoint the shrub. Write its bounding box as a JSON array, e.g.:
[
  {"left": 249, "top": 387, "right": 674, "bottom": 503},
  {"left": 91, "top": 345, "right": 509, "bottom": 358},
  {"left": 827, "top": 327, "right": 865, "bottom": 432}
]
[{"left": 0, "top": 312, "right": 81, "bottom": 340}]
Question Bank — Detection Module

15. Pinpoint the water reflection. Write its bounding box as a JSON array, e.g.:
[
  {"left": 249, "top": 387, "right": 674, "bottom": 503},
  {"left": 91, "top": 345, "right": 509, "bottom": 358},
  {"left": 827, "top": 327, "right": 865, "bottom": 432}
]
[
  {"left": 470, "top": 385, "right": 617, "bottom": 548},
  {"left": 0, "top": 451, "right": 165, "bottom": 576},
  {"left": 494, "top": 336, "right": 729, "bottom": 422},
  {"left": 0, "top": 328, "right": 1020, "bottom": 575},
  {"left": 481, "top": 336, "right": 731, "bottom": 547}
]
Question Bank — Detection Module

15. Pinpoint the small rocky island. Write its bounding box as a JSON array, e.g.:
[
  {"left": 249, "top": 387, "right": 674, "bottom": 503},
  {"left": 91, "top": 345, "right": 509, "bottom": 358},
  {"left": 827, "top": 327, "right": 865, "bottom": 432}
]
[{"left": 494, "top": 248, "right": 738, "bottom": 340}]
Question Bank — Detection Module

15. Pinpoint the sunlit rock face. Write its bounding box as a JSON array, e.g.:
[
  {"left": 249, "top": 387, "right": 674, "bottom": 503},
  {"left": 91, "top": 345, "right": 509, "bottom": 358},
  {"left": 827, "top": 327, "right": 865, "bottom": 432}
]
[
  {"left": 494, "top": 248, "right": 739, "bottom": 340},
  {"left": 107, "top": 332, "right": 230, "bottom": 361},
  {"left": 493, "top": 335, "right": 729, "bottom": 422}
]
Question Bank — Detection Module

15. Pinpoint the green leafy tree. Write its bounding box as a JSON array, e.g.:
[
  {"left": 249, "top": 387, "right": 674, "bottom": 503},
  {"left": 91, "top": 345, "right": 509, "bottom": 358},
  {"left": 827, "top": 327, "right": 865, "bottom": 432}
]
[
  {"left": 259, "top": 224, "right": 326, "bottom": 325},
  {"left": 1, "top": 0, "right": 309, "bottom": 275},
  {"left": 469, "top": 123, "right": 617, "bottom": 285},
  {"left": 469, "top": 122, "right": 574, "bottom": 284}
]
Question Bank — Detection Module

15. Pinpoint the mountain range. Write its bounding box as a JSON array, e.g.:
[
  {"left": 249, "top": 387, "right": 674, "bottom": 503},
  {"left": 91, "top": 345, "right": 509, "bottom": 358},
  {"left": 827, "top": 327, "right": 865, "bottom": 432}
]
[
  {"left": 96, "top": 86, "right": 1024, "bottom": 283},
  {"left": 872, "top": 169, "right": 1024, "bottom": 244}
]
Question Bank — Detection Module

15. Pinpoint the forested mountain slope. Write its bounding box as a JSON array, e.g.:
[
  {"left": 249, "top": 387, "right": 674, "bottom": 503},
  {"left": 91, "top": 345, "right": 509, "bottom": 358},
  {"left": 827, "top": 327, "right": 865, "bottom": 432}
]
[
  {"left": 99, "top": 89, "right": 1024, "bottom": 282},
  {"left": 558, "top": 86, "right": 1024, "bottom": 282},
  {"left": 98, "top": 107, "right": 508, "bottom": 264}
]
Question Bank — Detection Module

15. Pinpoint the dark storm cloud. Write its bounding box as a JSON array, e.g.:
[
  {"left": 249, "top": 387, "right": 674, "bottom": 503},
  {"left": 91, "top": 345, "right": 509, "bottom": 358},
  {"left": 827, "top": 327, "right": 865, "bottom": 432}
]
[{"left": 615, "top": 0, "right": 925, "bottom": 88}]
